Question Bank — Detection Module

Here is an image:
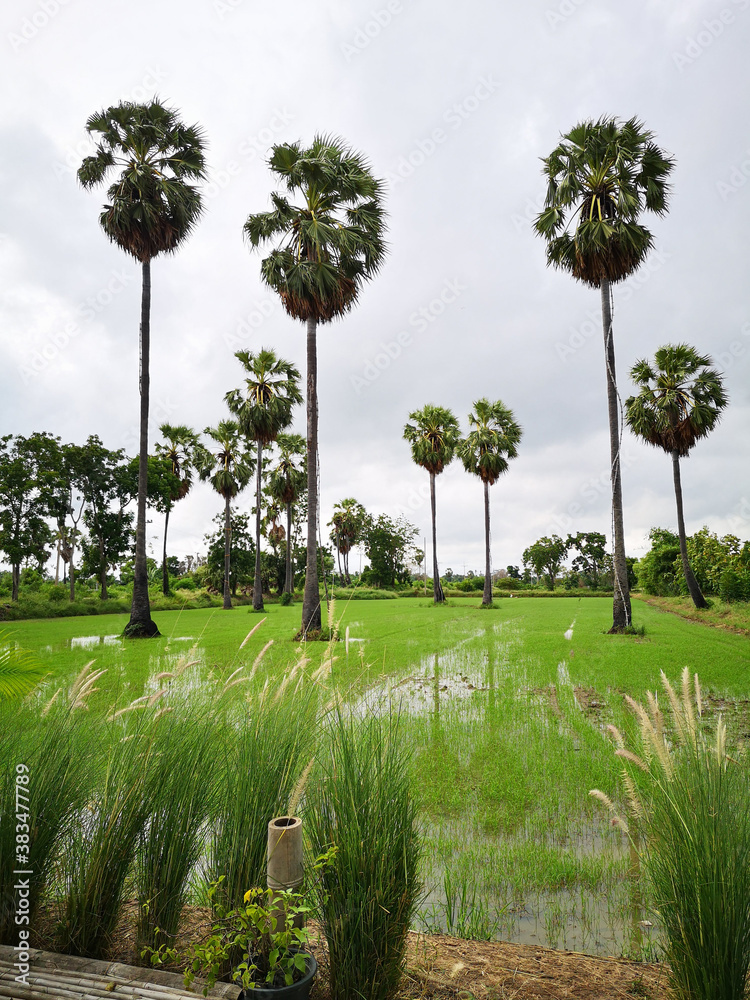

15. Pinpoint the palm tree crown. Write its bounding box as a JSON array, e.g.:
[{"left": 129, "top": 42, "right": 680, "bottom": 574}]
[
  {"left": 78, "top": 100, "right": 206, "bottom": 262},
  {"left": 534, "top": 117, "right": 674, "bottom": 287},
  {"left": 156, "top": 424, "right": 199, "bottom": 500},
  {"left": 403, "top": 405, "right": 461, "bottom": 475},
  {"left": 625, "top": 345, "right": 728, "bottom": 457},
  {"left": 196, "top": 421, "right": 255, "bottom": 500},
  {"left": 225, "top": 349, "right": 302, "bottom": 444},
  {"left": 243, "top": 135, "right": 387, "bottom": 322},
  {"left": 268, "top": 434, "right": 307, "bottom": 507},
  {"left": 457, "top": 399, "right": 522, "bottom": 484}
]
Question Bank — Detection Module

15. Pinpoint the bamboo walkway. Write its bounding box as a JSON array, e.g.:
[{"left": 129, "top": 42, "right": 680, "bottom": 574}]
[{"left": 0, "top": 947, "right": 238, "bottom": 1000}]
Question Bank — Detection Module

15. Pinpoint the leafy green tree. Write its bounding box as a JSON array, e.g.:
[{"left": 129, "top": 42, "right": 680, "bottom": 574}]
[
  {"left": 78, "top": 100, "right": 206, "bottom": 637},
  {"left": 636, "top": 527, "right": 681, "bottom": 596},
  {"left": 244, "top": 136, "right": 387, "bottom": 633},
  {"left": 78, "top": 437, "right": 135, "bottom": 599},
  {"left": 0, "top": 433, "right": 61, "bottom": 600},
  {"left": 47, "top": 442, "right": 89, "bottom": 599},
  {"left": 457, "top": 398, "right": 522, "bottom": 606},
  {"left": 362, "top": 514, "right": 417, "bottom": 589},
  {"left": 522, "top": 535, "right": 570, "bottom": 590},
  {"left": 683, "top": 527, "right": 742, "bottom": 597},
  {"left": 507, "top": 565, "right": 521, "bottom": 580},
  {"left": 403, "top": 405, "right": 460, "bottom": 603},
  {"left": 567, "top": 531, "right": 608, "bottom": 589},
  {"left": 155, "top": 424, "right": 200, "bottom": 596},
  {"left": 267, "top": 433, "right": 307, "bottom": 596},
  {"left": 329, "top": 498, "right": 369, "bottom": 585},
  {"left": 204, "top": 510, "right": 255, "bottom": 597},
  {"left": 196, "top": 421, "right": 254, "bottom": 609},
  {"left": 534, "top": 118, "right": 674, "bottom": 631},
  {"left": 226, "top": 349, "right": 302, "bottom": 612},
  {"left": 625, "top": 345, "right": 728, "bottom": 609}
]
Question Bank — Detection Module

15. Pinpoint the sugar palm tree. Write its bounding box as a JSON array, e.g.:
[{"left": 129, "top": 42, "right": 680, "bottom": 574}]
[
  {"left": 267, "top": 433, "right": 307, "bottom": 597},
  {"left": 329, "top": 498, "right": 368, "bottom": 585},
  {"left": 404, "top": 405, "right": 460, "bottom": 603},
  {"left": 625, "top": 344, "right": 728, "bottom": 609},
  {"left": 225, "top": 350, "right": 302, "bottom": 612},
  {"left": 196, "top": 421, "right": 254, "bottom": 610},
  {"left": 534, "top": 117, "right": 674, "bottom": 632},
  {"left": 78, "top": 100, "right": 206, "bottom": 637},
  {"left": 243, "top": 136, "right": 387, "bottom": 633},
  {"left": 457, "top": 399, "right": 522, "bottom": 607},
  {"left": 155, "top": 424, "right": 199, "bottom": 596}
]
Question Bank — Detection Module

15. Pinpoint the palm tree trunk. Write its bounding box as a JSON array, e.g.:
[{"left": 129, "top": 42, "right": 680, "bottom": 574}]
[
  {"left": 483, "top": 480, "right": 492, "bottom": 606},
  {"left": 600, "top": 278, "right": 632, "bottom": 631},
  {"left": 126, "top": 260, "right": 158, "bottom": 636},
  {"left": 162, "top": 506, "right": 171, "bottom": 596},
  {"left": 223, "top": 492, "right": 232, "bottom": 610},
  {"left": 430, "top": 471, "right": 445, "bottom": 603},
  {"left": 672, "top": 449, "right": 708, "bottom": 608},
  {"left": 285, "top": 502, "right": 293, "bottom": 594},
  {"left": 253, "top": 441, "right": 264, "bottom": 611},
  {"left": 301, "top": 316, "right": 321, "bottom": 632}
]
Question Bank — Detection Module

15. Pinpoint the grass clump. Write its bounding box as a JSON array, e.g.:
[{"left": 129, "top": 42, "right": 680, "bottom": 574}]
[
  {"left": 307, "top": 705, "right": 422, "bottom": 1000},
  {"left": 592, "top": 668, "right": 750, "bottom": 1000}
]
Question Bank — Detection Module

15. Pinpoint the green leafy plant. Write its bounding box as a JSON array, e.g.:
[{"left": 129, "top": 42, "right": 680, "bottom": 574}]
[{"left": 591, "top": 669, "right": 750, "bottom": 1000}]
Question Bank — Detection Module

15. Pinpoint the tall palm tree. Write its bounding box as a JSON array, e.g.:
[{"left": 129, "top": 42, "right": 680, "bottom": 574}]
[
  {"left": 78, "top": 100, "right": 206, "bottom": 637},
  {"left": 196, "top": 421, "right": 254, "bottom": 610},
  {"left": 625, "top": 344, "right": 728, "bottom": 609},
  {"left": 403, "top": 405, "right": 460, "bottom": 604},
  {"left": 225, "top": 349, "right": 302, "bottom": 612},
  {"left": 243, "top": 136, "right": 387, "bottom": 633},
  {"left": 328, "top": 498, "right": 368, "bottom": 585},
  {"left": 457, "top": 399, "right": 522, "bottom": 607},
  {"left": 267, "top": 433, "right": 307, "bottom": 597},
  {"left": 534, "top": 117, "right": 674, "bottom": 632},
  {"left": 155, "top": 424, "right": 199, "bottom": 596}
]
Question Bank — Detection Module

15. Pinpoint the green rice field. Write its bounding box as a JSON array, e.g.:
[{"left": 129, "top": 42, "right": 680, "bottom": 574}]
[{"left": 8, "top": 596, "right": 750, "bottom": 958}]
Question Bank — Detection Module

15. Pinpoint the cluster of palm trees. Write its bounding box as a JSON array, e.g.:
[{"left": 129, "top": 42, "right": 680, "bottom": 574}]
[
  {"left": 404, "top": 400, "right": 522, "bottom": 607},
  {"left": 77, "top": 99, "right": 728, "bottom": 636}
]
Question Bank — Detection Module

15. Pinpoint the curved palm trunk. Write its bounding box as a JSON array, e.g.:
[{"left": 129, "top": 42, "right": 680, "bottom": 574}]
[
  {"left": 223, "top": 492, "right": 232, "bottom": 610},
  {"left": 430, "top": 471, "right": 445, "bottom": 604},
  {"left": 672, "top": 449, "right": 708, "bottom": 608},
  {"left": 600, "top": 279, "right": 632, "bottom": 631},
  {"left": 284, "top": 501, "right": 293, "bottom": 594},
  {"left": 253, "top": 441, "right": 264, "bottom": 611},
  {"left": 483, "top": 480, "right": 493, "bottom": 606},
  {"left": 126, "top": 259, "right": 159, "bottom": 636},
  {"left": 162, "top": 506, "right": 171, "bottom": 596},
  {"left": 301, "top": 317, "right": 321, "bottom": 632}
]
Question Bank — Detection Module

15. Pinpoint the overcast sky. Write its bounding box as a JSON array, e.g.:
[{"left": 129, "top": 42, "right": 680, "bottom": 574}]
[{"left": 1, "top": 0, "right": 748, "bottom": 577}]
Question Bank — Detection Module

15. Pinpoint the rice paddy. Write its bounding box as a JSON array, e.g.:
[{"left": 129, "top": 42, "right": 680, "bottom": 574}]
[{"left": 7, "top": 596, "right": 750, "bottom": 958}]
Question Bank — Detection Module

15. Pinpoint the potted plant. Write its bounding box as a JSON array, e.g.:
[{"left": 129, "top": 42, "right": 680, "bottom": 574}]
[{"left": 144, "top": 879, "right": 318, "bottom": 998}]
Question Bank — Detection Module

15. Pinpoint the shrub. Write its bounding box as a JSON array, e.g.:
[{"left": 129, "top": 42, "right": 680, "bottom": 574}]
[
  {"left": 278, "top": 591, "right": 293, "bottom": 606},
  {"left": 719, "top": 566, "right": 750, "bottom": 603},
  {"left": 173, "top": 577, "right": 196, "bottom": 591}
]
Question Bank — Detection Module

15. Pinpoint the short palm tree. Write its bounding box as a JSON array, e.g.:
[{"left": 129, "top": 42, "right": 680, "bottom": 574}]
[
  {"left": 457, "top": 399, "right": 522, "bottom": 607},
  {"left": 196, "top": 421, "right": 254, "bottom": 610},
  {"left": 244, "top": 136, "right": 387, "bottom": 633},
  {"left": 625, "top": 344, "right": 728, "bottom": 609},
  {"left": 225, "top": 350, "right": 302, "bottom": 612},
  {"left": 78, "top": 100, "right": 206, "bottom": 637},
  {"left": 267, "top": 433, "right": 307, "bottom": 597},
  {"left": 329, "top": 498, "right": 368, "bottom": 585},
  {"left": 403, "top": 405, "right": 460, "bottom": 603},
  {"left": 155, "top": 424, "right": 200, "bottom": 596},
  {"left": 534, "top": 117, "right": 674, "bottom": 632}
]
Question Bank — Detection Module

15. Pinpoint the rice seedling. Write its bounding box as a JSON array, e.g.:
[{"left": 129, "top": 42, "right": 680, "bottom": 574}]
[
  {"left": 441, "top": 867, "right": 504, "bottom": 941},
  {"left": 592, "top": 668, "right": 750, "bottom": 1000},
  {"left": 306, "top": 704, "right": 422, "bottom": 1000}
]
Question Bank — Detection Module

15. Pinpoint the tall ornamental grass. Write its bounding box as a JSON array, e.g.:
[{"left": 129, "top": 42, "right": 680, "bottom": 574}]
[
  {"left": 592, "top": 668, "right": 750, "bottom": 1000},
  {"left": 306, "top": 705, "right": 422, "bottom": 1000}
]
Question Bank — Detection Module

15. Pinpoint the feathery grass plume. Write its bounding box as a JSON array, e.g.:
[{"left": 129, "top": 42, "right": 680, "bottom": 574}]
[
  {"left": 306, "top": 703, "right": 423, "bottom": 1000},
  {"left": 239, "top": 617, "right": 266, "bottom": 649},
  {"left": 594, "top": 670, "right": 750, "bottom": 1000}
]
